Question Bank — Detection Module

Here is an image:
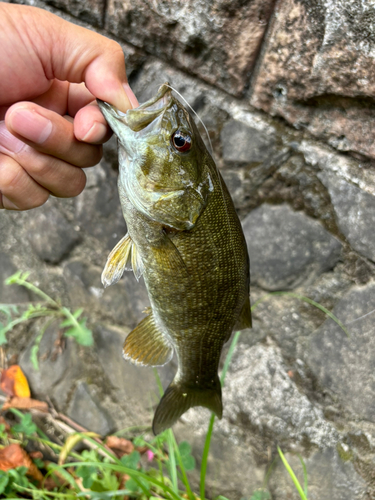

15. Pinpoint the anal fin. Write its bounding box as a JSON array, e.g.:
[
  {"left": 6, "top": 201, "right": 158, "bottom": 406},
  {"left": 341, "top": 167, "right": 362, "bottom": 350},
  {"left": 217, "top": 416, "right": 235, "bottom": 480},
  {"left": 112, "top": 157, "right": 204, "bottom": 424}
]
[{"left": 123, "top": 313, "right": 173, "bottom": 367}]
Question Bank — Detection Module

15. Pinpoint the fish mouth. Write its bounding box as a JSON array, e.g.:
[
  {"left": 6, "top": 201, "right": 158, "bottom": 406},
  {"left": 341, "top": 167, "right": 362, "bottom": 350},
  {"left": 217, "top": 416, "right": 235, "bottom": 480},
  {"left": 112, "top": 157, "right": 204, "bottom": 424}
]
[{"left": 97, "top": 83, "right": 173, "bottom": 134}]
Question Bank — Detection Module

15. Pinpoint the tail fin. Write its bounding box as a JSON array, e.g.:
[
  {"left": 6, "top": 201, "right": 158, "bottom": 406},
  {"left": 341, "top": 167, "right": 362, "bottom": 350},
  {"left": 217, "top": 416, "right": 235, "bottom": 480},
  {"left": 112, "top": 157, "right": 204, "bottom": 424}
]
[{"left": 152, "top": 378, "right": 222, "bottom": 435}]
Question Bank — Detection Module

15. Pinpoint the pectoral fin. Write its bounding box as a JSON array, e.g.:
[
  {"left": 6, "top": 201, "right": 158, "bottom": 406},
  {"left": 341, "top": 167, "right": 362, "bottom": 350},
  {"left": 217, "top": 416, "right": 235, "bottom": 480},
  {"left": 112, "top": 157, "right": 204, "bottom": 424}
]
[
  {"left": 152, "top": 233, "right": 189, "bottom": 278},
  {"left": 123, "top": 313, "right": 173, "bottom": 367},
  {"left": 102, "top": 233, "right": 144, "bottom": 287}
]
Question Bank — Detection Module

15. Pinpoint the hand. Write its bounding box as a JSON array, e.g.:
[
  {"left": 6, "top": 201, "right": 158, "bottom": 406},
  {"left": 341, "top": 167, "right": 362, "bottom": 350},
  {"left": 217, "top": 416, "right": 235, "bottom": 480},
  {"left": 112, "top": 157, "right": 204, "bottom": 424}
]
[{"left": 0, "top": 2, "right": 138, "bottom": 210}]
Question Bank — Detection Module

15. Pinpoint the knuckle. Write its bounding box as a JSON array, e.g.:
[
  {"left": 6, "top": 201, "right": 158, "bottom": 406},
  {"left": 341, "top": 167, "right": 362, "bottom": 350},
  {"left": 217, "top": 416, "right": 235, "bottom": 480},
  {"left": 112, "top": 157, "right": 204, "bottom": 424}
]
[{"left": 0, "top": 155, "right": 24, "bottom": 189}]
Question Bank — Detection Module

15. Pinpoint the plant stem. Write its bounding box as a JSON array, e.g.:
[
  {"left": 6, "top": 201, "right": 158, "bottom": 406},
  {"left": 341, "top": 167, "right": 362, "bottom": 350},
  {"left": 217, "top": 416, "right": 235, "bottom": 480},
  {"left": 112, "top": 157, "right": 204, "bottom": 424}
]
[{"left": 277, "top": 447, "right": 307, "bottom": 500}]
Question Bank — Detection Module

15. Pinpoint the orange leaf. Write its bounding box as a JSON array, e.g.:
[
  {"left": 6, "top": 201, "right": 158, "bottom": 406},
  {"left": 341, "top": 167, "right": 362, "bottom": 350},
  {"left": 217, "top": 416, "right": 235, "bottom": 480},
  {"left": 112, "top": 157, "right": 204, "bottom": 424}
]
[
  {"left": 0, "top": 443, "right": 43, "bottom": 482},
  {"left": 0, "top": 365, "right": 30, "bottom": 398},
  {"left": 105, "top": 435, "right": 134, "bottom": 456},
  {"left": 2, "top": 397, "right": 48, "bottom": 412}
]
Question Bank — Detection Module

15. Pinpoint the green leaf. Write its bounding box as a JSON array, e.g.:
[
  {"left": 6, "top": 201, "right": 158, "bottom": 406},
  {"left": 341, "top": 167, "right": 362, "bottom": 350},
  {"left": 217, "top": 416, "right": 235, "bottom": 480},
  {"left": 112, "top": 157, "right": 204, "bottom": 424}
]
[
  {"left": 0, "top": 471, "right": 9, "bottom": 494},
  {"left": 249, "top": 491, "right": 271, "bottom": 500},
  {"left": 178, "top": 441, "right": 191, "bottom": 456},
  {"left": 181, "top": 454, "right": 195, "bottom": 471},
  {"left": 76, "top": 465, "right": 97, "bottom": 489},
  {"left": 125, "top": 477, "right": 140, "bottom": 493},
  {"left": 63, "top": 320, "right": 93, "bottom": 346},
  {"left": 12, "top": 413, "right": 37, "bottom": 437},
  {"left": 0, "top": 326, "right": 6, "bottom": 346},
  {"left": 30, "top": 344, "right": 39, "bottom": 371},
  {"left": 73, "top": 308, "right": 84, "bottom": 319},
  {"left": 120, "top": 450, "right": 141, "bottom": 470}
]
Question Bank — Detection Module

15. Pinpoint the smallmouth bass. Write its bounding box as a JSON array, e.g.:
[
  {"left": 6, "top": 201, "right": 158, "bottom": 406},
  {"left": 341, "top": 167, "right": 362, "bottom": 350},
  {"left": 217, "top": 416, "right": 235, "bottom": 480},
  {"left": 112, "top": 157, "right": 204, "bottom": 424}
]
[{"left": 98, "top": 84, "right": 251, "bottom": 434}]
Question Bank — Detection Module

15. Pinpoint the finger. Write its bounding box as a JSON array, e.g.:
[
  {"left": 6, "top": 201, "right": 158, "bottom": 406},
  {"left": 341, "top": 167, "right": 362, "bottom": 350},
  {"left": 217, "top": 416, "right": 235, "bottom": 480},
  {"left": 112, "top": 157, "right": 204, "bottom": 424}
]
[
  {"left": 67, "top": 82, "right": 97, "bottom": 117},
  {"left": 74, "top": 102, "right": 112, "bottom": 143},
  {"left": 0, "top": 122, "right": 86, "bottom": 198},
  {"left": 35, "top": 6, "right": 139, "bottom": 111},
  {"left": 32, "top": 79, "right": 70, "bottom": 115},
  {"left": 0, "top": 153, "right": 49, "bottom": 210},
  {"left": 5, "top": 102, "right": 102, "bottom": 167}
]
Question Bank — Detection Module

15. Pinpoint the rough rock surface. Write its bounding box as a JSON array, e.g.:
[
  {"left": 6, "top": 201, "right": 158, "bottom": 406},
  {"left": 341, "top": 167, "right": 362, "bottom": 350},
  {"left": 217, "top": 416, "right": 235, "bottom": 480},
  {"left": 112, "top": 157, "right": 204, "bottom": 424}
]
[
  {"left": 319, "top": 171, "right": 375, "bottom": 262},
  {"left": 26, "top": 202, "right": 80, "bottom": 264},
  {"left": 242, "top": 204, "right": 342, "bottom": 290},
  {"left": 106, "top": 0, "right": 275, "bottom": 96},
  {"left": 182, "top": 341, "right": 339, "bottom": 448},
  {"left": 44, "top": 0, "right": 105, "bottom": 27},
  {"left": 308, "top": 282, "right": 375, "bottom": 423},
  {"left": 250, "top": 0, "right": 375, "bottom": 159},
  {"left": 67, "top": 381, "right": 114, "bottom": 435},
  {"left": 269, "top": 447, "right": 367, "bottom": 500},
  {"left": 0, "top": 252, "right": 30, "bottom": 303}
]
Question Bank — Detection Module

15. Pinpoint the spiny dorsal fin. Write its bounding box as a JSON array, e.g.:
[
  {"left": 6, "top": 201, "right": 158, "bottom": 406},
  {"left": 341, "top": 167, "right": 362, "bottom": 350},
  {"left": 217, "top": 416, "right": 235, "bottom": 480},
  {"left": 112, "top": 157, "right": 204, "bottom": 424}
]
[
  {"left": 101, "top": 233, "right": 144, "bottom": 287},
  {"left": 152, "top": 378, "right": 222, "bottom": 435},
  {"left": 123, "top": 313, "right": 173, "bottom": 367}
]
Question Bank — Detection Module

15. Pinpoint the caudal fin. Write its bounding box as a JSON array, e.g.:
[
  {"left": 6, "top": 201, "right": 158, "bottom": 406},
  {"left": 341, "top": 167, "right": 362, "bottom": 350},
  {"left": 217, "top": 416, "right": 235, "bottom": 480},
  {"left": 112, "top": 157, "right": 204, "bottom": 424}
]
[{"left": 152, "top": 378, "right": 222, "bottom": 435}]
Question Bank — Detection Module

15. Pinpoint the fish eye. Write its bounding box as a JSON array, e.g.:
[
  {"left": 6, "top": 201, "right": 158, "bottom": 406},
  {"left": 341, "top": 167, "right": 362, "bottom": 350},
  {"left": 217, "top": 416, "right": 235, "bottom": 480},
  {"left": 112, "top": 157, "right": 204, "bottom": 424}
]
[{"left": 171, "top": 131, "right": 192, "bottom": 153}]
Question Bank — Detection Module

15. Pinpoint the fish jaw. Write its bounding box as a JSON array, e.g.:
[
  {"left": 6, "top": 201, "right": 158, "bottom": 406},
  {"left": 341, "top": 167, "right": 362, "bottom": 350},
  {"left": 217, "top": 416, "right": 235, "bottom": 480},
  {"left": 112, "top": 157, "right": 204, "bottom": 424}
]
[{"left": 98, "top": 84, "right": 213, "bottom": 231}]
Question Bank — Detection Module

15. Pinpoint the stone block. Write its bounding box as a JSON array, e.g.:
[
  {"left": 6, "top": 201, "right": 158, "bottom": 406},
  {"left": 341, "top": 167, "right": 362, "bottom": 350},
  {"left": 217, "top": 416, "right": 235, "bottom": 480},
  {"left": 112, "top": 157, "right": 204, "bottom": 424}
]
[
  {"left": 182, "top": 341, "right": 338, "bottom": 448},
  {"left": 67, "top": 381, "right": 114, "bottom": 435},
  {"left": 19, "top": 324, "right": 83, "bottom": 408},
  {"left": 308, "top": 282, "right": 375, "bottom": 423},
  {"left": 94, "top": 324, "right": 173, "bottom": 429},
  {"left": 269, "top": 447, "right": 366, "bottom": 500},
  {"left": 319, "top": 171, "right": 375, "bottom": 262},
  {"left": 106, "top": 0, "right": 275, "bottom": 96},
  {"left": 63, "top": 259, "right": 150, "bottom": 327},
  {"left": 0, "top": 252, "right": 30, "bottom": 304},
  {"left": 242, "top": 204, "right": 342, "bottom": 290},
  {"left": 44, "top": 0, "right": 105, "bottom": 27},
  {"left": 26, "top": 201, "right": 80, "bottom": 264},
  {"left": 250, "top": 0, "right": 375, "bottom": 159}
]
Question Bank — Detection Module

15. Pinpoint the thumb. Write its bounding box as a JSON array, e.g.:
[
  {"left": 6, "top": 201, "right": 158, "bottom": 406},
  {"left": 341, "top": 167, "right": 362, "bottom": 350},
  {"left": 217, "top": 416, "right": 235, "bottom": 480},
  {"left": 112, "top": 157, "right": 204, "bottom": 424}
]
[{"left": 38, "top": 6, "right": 139, "bottom": 111}]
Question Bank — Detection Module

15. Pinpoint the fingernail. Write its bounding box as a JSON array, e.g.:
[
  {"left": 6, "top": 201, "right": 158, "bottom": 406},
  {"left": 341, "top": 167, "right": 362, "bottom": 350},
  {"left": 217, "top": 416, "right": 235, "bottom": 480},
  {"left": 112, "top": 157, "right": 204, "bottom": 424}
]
[
  {"left": 0, "top": 121, "right": 25, "bottom": 153},
  {"left": 0, "top": 194, "right": 19, "bottom": 210},
  {"left": 123, "top": 83, "right": 139, "bottom": 109},
  {"left": 81, "top": 121, "right": 108, "bottom": 142},
  {"left": 8, "top": 108, "right": 53, "bottom": 144}
]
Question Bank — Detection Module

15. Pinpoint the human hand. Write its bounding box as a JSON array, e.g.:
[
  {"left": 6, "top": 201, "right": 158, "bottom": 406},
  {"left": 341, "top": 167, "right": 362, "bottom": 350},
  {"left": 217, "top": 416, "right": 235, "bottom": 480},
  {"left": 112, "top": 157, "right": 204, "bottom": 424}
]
[{"left": 0, "top": 2, "right": 138, "bottom": 210}]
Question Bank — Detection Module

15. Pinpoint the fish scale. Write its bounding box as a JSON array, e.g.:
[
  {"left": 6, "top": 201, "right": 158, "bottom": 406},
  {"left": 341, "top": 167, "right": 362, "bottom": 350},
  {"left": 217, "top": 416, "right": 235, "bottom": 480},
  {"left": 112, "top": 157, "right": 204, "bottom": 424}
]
[{"left": 98, "top": 83, "right": 251, "bottom": 434}]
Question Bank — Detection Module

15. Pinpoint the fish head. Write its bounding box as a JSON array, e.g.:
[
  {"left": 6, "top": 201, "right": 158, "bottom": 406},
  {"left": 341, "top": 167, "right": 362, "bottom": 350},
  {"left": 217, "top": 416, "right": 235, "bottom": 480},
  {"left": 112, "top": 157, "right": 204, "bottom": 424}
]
[{"left": 97, "top": 83, "right": 213, "bottom": 230}]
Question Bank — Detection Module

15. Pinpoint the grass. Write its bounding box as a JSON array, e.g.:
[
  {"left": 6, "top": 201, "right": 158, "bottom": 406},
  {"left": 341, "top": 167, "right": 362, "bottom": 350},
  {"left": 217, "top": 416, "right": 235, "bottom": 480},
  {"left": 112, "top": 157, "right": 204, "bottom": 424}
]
[{"left": 0, "top": 277, "right": 349, "bottom": 499}]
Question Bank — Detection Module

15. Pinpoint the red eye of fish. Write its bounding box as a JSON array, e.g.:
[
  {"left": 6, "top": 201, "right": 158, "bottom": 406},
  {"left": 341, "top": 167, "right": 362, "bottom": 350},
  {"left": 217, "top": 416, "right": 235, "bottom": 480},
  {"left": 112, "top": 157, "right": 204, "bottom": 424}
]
[{"left": 172, "top": 131, "right": 192, "bottom": 152}]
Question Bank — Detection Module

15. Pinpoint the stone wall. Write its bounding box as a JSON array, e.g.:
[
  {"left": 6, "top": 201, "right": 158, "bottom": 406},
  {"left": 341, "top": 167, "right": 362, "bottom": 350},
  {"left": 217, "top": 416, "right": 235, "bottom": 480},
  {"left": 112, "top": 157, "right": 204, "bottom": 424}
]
[{"left": 2, "top": 0, "right": 375, "bottom": 498}]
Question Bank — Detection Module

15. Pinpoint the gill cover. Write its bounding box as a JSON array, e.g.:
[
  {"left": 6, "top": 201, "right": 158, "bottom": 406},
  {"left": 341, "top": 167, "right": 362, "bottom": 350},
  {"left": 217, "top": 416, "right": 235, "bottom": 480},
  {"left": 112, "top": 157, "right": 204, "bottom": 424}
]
[{"left": 97, "top": 83, "right": 213, "bottom": 230}]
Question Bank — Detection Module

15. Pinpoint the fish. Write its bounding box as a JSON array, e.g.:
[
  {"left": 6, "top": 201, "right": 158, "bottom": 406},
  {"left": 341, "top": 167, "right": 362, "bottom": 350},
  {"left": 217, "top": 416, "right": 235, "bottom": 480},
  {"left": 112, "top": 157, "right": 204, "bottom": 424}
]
[{"left": 97, "top": 83, "right": 251, "bottom": 434}]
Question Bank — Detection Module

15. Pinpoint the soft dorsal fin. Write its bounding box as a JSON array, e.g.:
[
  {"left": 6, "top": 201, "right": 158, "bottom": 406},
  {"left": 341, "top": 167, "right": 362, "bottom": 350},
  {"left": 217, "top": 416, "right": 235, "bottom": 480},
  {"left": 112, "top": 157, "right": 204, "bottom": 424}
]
[
  {"left": 101, "top": 233, "right": 144, "bottom": 287},
  {"left": 123, "top": 313, "right": 173, "bottom": 367}
]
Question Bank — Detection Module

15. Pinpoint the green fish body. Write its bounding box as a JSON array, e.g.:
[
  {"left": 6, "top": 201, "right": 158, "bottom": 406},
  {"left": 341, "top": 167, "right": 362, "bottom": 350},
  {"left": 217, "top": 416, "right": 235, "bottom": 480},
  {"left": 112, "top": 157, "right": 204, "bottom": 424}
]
[{"left": 98, "top": 84, "right": 251, "bottom": 434}]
